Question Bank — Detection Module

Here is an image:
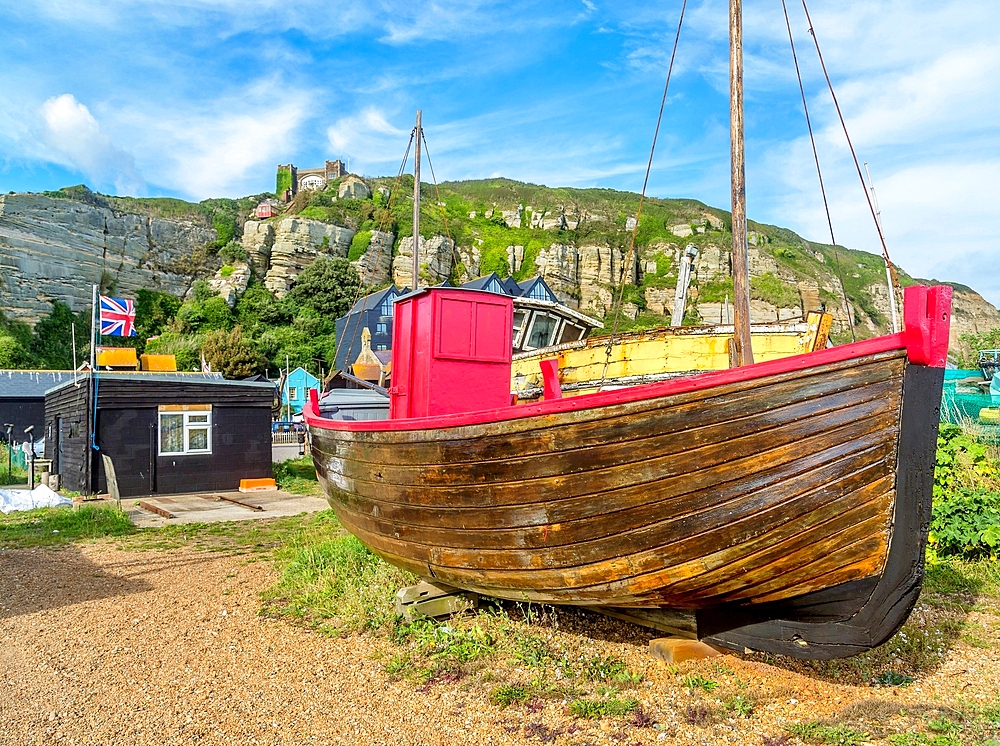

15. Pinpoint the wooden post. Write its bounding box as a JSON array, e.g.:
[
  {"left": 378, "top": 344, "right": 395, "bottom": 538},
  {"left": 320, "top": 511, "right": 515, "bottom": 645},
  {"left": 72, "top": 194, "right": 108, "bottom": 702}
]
[
  {"left": 412, "top": 110, "right": 422, "bottom": 291},
  {"left": 729, "top": 0, "right": 754, "bottom": 366}
]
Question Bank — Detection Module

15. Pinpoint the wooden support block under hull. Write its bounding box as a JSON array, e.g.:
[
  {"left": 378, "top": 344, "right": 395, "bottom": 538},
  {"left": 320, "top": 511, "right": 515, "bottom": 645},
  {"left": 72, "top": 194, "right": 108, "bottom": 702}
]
[
  {"left": 395, "top": 580, "right": 478, "bottom": 621},
  {"left": 649, "top": 637, "right": 724, "bottom": 664}
]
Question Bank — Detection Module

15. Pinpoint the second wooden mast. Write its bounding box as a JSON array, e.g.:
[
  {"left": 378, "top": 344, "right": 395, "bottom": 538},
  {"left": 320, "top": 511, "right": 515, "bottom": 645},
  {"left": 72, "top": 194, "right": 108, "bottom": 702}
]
[
  {"left": 729, "top": 0, "right": 753, "bottom": 366},
  {"left": 412, "top": 110, "right": 422, "bottom": 291}
]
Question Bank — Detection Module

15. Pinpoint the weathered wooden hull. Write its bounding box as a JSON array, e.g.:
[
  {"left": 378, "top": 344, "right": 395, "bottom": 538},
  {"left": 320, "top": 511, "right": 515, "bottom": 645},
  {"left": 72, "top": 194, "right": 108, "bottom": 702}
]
[{"left": 308, "top": 322, "right": 945, "bottom": 658}]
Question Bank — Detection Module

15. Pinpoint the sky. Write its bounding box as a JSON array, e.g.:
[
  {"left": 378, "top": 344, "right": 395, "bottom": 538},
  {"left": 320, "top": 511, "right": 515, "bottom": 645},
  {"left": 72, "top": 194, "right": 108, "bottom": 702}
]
[{"left": 1, "top": 0, "right": 998, "bottom": 306}]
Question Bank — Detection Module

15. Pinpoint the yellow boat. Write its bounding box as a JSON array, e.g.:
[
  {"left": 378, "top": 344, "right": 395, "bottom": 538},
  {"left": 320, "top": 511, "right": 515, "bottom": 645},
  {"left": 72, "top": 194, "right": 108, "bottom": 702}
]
[{"left": 511, "top": 311, "right": 833, "bottom": 400}]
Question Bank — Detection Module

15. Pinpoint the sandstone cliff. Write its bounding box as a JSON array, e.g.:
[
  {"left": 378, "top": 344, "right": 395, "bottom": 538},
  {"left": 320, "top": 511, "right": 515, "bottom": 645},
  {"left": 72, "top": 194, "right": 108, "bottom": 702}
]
[
  {"left": 262, "top": 217, "right": 354, "bottom": 298},
  {"left": 0, "top": 193, "right": 216, "bottom": 324}
]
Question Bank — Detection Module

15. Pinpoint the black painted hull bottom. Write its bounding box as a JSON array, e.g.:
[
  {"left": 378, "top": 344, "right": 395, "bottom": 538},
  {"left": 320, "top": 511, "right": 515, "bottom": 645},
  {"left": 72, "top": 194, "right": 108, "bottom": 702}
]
[{"left": 692, "top": 364, "right": 941, "bottom": 659}]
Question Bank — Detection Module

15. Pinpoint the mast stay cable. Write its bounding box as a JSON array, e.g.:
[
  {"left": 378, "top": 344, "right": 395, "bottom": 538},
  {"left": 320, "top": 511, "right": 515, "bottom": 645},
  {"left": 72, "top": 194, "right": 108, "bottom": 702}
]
[
  {"left": 799, "top": 0, "right": 899, "bottom": 290},
  {"left": 780, "top": 0, "right": 855, "bottom": 342},
  {"left": 599, "top": 0, "right": 688, "bottom": 389},
  {"left": 335, "top": 131, "right": 414, "bottom": 381}
]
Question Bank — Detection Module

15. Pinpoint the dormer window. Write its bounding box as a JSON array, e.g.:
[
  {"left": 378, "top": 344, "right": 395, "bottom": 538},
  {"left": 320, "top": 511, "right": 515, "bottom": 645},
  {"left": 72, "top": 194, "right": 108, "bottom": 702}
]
[{"left": 380, "top": 294, "right": 395, "bottom": 316}]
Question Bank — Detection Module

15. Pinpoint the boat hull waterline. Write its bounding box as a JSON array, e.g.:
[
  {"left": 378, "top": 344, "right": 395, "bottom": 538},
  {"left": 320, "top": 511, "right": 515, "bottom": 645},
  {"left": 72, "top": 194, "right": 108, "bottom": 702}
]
[{"left": 306, "top": 285, "right": 951, "bottom": 658}]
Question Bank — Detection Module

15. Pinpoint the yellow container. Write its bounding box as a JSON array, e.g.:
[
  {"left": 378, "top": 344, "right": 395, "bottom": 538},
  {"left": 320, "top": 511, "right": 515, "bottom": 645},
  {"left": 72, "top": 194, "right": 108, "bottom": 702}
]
[
  {"left": 96, "top": 346, "right": 138, "bottom": 369},
  {"left": 979, "top": 407, "right": 999, "bottom": 424},
  {"left": 140, "top": 354, "right": 178, "bottom": 372}
]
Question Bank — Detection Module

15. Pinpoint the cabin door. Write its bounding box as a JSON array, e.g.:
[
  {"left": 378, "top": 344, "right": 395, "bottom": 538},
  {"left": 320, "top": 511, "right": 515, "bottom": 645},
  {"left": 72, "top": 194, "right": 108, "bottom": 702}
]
[
  {"left": 390, "top": 299, "right": 414, "bottom": 418},
  {"left": 54, "top": 417, "right": 63, "bottom": 476}
]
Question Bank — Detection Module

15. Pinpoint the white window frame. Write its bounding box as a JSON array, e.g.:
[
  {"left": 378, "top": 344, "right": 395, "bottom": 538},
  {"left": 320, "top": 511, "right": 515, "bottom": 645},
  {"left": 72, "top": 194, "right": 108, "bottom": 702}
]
[
  {"left": 158, "top": 406, "right": 213, "bottom": 456},
  {"left": 289, "top": 386, "right": 300, "bottom": 401},
  {"left": 522, "top": 312, "right": 560, "bottom": 351}
]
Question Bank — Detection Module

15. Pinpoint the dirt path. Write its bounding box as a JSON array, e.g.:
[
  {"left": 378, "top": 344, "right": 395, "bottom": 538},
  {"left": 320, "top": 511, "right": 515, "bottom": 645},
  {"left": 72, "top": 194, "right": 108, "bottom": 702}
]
[{"left": 2, "top": 544, "right": 999, "bottom": 746}]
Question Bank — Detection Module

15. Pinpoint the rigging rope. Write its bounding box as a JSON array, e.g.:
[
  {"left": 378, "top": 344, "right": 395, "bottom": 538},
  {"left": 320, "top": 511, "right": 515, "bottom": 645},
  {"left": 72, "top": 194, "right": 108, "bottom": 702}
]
[
  {"left": 798, "top": 0, "right": 898, "bottom": 287},
  {"left": 335, "top": 131, "right": 414, "bottom": 380},
  {"left": 598, "top": 0, "right": 688, "bottom": 389},
  {"left": 419, "top": 131, "right": 465, "bottom": 281},
  {"left": 780, "top": 0, "right": 855, "bottom": 342}
]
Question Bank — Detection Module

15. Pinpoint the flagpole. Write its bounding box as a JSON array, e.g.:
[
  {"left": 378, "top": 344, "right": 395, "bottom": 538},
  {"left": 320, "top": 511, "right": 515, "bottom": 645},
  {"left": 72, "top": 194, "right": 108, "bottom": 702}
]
[
  {"left": 90, "top": 285, "right": 97, "bottom": 370},
  {"left": 88, "top": 284, "right": 98, "bottom": 495}
]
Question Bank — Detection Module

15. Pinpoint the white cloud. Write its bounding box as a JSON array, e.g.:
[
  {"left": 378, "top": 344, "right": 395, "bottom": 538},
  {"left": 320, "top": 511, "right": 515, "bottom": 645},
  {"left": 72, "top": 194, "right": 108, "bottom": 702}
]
[
  {"left": 39, "top": 94, "right": 144, "bottom": 194},
  {"left": 326, "top": 108, "right": 412, "bottom": 174},
  {"left": 119, "top": 81, "right": 312, "bottom": 199}
]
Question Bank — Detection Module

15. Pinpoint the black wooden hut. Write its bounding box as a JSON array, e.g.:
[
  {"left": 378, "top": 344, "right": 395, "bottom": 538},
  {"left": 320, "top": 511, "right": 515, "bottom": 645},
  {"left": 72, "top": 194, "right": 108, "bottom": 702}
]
[
  {"left": 44, "top": 373, "right": 274, "bottom": 497},
  {"left": 0, "top": 370, "right": 75, "bottom": 443}
]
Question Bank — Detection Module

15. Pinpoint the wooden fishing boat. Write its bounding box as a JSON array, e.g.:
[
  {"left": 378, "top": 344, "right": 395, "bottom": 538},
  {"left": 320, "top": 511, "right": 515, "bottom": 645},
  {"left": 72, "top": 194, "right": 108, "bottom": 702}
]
[
  {"left": 307, "top": 282, "right": 950, "bottom": 658},
  {"left": 307, "top": 0, "right": 951, "bottom": 658}
]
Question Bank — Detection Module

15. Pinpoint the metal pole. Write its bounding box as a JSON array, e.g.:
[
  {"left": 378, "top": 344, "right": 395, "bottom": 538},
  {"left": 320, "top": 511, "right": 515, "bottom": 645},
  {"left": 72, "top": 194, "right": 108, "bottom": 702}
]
[
  {"left": 864, "top": 162, "right": 900, "bottom": 333},
  {"left": 412, "top": 110, "right": 422, "bottom": 291},
  {"left": 729, "top": 0, "right": 753, "bottom": 366},
  {"left": 71, "top": 322, "right": 78, "bottom": 385},
  {"left": 90, "top": 285, "right": 97, "bottom": 370}
]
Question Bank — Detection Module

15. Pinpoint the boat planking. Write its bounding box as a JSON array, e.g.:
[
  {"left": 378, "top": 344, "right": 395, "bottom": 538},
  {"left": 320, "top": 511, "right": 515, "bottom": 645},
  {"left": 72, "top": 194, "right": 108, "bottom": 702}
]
[{"left": 307, "top": 283, "right": 952, "bottom": 659}]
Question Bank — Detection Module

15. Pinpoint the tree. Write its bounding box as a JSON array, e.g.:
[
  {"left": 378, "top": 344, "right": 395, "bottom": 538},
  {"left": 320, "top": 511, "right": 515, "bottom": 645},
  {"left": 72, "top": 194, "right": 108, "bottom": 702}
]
[
  {"left": 135, "top": 289, "right": 182, "bottom": 353},
  {"left": 201, "top": 326, "right": 264, "bottom": 379},
  {"left": 288, "top": 257, "right": 360, "bottom": 319},
  {"left": 30, "top": 301, "right": 87, "bottom": 369},
  {"left": 0, "top": 334, "right": 30, "bottom": 368}
]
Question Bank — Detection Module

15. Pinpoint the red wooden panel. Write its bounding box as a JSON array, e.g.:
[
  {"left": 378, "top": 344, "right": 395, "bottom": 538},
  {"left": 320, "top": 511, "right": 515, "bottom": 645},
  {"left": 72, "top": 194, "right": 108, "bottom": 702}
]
[
  {"left": 436, "top": 297, "right": 475, "bottom": 360},
  {"left": 475, "top": 300, "right": 513, "bottom": 362}
]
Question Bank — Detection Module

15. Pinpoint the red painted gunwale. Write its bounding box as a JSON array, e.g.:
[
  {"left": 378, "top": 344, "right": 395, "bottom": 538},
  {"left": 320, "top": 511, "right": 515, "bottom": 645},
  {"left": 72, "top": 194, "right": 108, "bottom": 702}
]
[{"left": 305, "top": 331, "right": 909, "bottom": 433}]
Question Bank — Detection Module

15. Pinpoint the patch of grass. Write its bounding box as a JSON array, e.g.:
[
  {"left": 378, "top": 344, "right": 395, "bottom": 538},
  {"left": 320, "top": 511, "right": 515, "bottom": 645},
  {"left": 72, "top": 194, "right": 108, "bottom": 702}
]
[
  {"left": 123, "top": 510, "right": 339, "bottom": 554},
  {"left": 491, "top": 683, "right": 533, "bottom": 708},
  {"left": 579, "top": 654, "right": 642, "bottom": 685},
  {"left": 394, "top": 618, "right": 498, "bottom": 664},
  {"left": 725, "top": 694, "right": 755, "bottom": 718},
  {"left": 682, "top": 673, "right": 719, "bottom": 693},
  {"left": 273, "top": 456, "right": 323, "bottom": 497},
  {"left": 887, "top": 734, "right": 962, "bottom": 746},
  {"left": 874, "top": 671, "right": 914, "bottom": 687},
  {"left": 786, "top": 721, "right": 869, "bottom": 745},
  {"left": 0, "top": 504, "right": 134, "bottom": 547},
  {"left": 568, "top": 695, "right": 639, "bottom": 719},
  {"left": 262, "top": 531, "right": 415, "bottom": 634}
]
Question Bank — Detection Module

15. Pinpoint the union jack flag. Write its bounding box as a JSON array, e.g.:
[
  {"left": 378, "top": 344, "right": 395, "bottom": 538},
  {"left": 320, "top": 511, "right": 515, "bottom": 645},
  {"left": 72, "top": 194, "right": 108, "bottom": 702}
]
[{"left": 99, "top": 296, "right": 137, "bottom": 337}]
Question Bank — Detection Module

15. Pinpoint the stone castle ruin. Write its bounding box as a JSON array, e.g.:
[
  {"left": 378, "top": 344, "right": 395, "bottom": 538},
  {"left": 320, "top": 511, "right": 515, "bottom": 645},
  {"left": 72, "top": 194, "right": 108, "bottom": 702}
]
[{"left": 276, "top": 160, "right": 347, "bottom": 202}]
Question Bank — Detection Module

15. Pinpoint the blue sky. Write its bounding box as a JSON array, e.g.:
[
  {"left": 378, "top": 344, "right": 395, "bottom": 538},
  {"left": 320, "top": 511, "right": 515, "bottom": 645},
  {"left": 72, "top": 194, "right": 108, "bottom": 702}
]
[{"left": 2, "top": 0, "right": 998, "bottom": 306}]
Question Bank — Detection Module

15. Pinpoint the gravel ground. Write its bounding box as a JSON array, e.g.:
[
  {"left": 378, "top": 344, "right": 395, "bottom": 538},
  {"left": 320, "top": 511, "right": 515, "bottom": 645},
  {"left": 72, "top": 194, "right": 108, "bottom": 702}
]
[{"left": 2, "top": 543, "right": 999, "bottom": 746}]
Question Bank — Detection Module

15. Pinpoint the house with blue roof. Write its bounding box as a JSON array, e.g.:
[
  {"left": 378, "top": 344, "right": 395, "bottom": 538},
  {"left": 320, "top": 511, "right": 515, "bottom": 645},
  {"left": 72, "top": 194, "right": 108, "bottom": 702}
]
[{"left": 333, "top": 285, "right": 408, "bottom": 371}]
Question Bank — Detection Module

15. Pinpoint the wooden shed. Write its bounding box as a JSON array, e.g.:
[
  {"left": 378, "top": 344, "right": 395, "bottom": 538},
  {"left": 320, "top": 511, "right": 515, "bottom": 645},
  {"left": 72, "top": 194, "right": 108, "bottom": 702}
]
[{"left": 44, "top": 372, "right": 274, "bottom": 497}]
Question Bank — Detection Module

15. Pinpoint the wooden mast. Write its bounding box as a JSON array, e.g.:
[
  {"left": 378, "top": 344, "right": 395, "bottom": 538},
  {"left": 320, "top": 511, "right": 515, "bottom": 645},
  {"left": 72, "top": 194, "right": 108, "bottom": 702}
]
[
  {"left": 412, "top": 110, "right": 422, "bottom": 291},
  {"left": 729, "top": 0, "right": 754, "bottom": 366}
]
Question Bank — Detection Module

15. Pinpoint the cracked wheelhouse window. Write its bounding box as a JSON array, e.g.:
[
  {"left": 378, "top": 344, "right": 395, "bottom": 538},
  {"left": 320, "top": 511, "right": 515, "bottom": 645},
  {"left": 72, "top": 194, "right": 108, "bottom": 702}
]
[{"left": 158, "top": 405, "right": 212, "bottom": 456}]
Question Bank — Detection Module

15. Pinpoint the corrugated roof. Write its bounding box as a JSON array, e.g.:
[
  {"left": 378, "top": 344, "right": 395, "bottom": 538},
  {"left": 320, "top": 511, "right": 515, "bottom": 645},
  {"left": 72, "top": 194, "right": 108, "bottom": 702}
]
[
  {"left": 0, "top": 370, "right": 77, "bottom": 398},
  {"left": 44, "top": 371, "right": 275, "bottom": 396}
]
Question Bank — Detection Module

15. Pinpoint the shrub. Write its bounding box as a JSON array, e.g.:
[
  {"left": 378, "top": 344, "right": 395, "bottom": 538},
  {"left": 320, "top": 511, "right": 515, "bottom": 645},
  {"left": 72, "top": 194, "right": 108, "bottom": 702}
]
[
  {"left": 751, "top": 272, "right": 800, "bottom": 309},
  {"left": 931, "top": 425, "right": 1000, "bottom": 558},
  {"left": 348, "top": 231, "right": 372, "bottom": 262},
  {"left": 219, "top": 240, "right": 247, "bottom": 264}
]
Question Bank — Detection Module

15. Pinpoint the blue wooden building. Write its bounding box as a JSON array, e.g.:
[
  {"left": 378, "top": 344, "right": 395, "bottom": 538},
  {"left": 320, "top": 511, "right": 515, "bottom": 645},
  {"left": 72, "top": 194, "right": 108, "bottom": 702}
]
[{"left": 280, "top": 367, "right": 321, "bottom": 416}]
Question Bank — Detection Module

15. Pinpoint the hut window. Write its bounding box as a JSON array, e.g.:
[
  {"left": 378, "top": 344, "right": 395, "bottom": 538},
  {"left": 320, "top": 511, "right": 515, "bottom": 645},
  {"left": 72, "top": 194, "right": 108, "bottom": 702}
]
[
  {"left": 524, "top": 312, "right": 558, "bottom": 350},
  {"left": 289, "top": 387, "right": 300, "bottom": 401},
  {"left": 376, "top": 322, "right": 388, "bottom": 334},
  {"left": 512, "top": 310, "right": 527, "bottom": 347},
  {"left": 158, "top": 406, "right": 212, "bottom": 455}
]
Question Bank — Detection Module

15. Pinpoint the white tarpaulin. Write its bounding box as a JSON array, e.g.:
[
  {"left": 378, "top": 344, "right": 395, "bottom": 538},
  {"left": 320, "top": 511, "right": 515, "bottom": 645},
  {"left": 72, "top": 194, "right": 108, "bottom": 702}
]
[{"left": 0, "top": 485, "right": 72, "bottom": 514}]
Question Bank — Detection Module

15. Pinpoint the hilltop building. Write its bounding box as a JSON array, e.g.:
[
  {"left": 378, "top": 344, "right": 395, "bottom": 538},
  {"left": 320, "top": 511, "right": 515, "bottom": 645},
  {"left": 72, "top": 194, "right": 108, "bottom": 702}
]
[{"left": 276, "top": 160, "right": 347, "bottom": 201}]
